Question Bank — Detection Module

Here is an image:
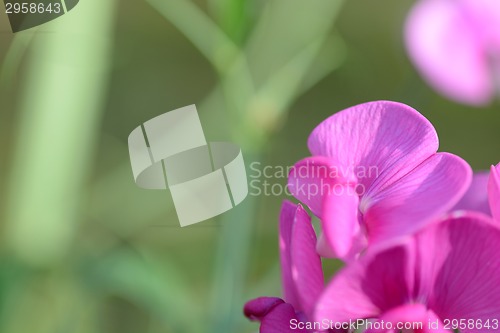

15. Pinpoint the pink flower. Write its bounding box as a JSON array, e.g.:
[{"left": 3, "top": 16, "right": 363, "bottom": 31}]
[
  {"left": 244, "top": 201, "right": 324, "bottom": 333},
  {"left": 288, "top": 101, "right": 471, "bottom": 260},
  {"left": 405, "top": 0, "right": 500, "bottom": 106},
  {"left": 315, "top": 212, "right": 500, "bottom": 332},
  {"left": 453, "top": 163, "right": 500, "bottom": 220}
]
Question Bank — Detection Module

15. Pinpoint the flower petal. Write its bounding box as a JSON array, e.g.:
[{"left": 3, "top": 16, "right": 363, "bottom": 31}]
[
  {"left": 488, "top": 164, "right": 500, "bottom": 221},
  {"left": 363, "top": 303, "right": 424, "bottom": 333},
  {"left": 316, "top": 233, "right": 337, "bottom": 258},
  {"left": 314, "top": 242, "right": 414, "bottom": 324},
  {"left": 416, "top": 213, "right": 500, "bottom": 326},
  {"left": 307, "top": 101, "right": 438, "bottom": 190},
  {"left": 363, "top": 153, "right": 472, "bottom": 246},
  {"left": 321, "top": 185, "right": 364, "bottom": 260},
  {"left": 260, "top": 303, "right": 305, "bottom": 333},
  {"left": 422, "top": 309, "right": 449, "bottom": 333},
  {"left": 244, "top": 297, "right": 305, "bottom": 333},
  {"left": 405, "top": 0, "right": 493, "bottom": 105},
  {"left": 279, "top": 201, "right": 323, "bottom": 315},
  {"left": 460, "top": 0, "right": 500, "bottom": 51},
  {"left": 279, "top": 201, "right": 300, "bottom": 309},
  {"left": 290, "top": 204, "right": 324, "bottom": 316},
  {"left": 287, "top": 157, "right": 353, "bottom": 217},
  {"left": 287, "top": 157, "right": 366, "bottom": 260},
  {"left": 452, "top": 171, "right": 491, "bottom": 216},
  {"left": 244, "top": 297, "right": 285, "bottom": 321},
  {"left": 364, "top": 305, "right": 447, "bottom": 333}
]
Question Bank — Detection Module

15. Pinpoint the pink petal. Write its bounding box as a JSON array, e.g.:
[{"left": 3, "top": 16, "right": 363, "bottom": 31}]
[
  {"left": 321, "top": 185, "right": 364, "bottom": 260},
  {"left": 260, "top": 303, "right": 305, "bottom": 333},
  {"left": 289, "top": 204, "right": 324, "bottom": 316},
  {"left": 405, "top": 0, "right": 493, "bottom": 105},
  {"left": 287, "top": 157, "right": 366, "bottom": 260},
  {"left": 316, "top": 233, "right": 337, "bottom": 258},
  {"left": 287, "top": 157, "right": 354, "bottom": 217},
  {"left": 364, "top": 306, "right": 447, "bottom": 333},
  {"left": 488, "top": 164, "right": 500, "bottom": 221},
  {"left": 379, "top": 302, "right": 426, "bottom": 325},
  {"left": 452, "top": 171, "right": 491, "bottom": 216},
  {"left": 314, "top": 243, "right": 414, "bottom": 324},
  {"left": 421, "top": 309, "right": 449, "bottom": 333},
  {"left": 244, "top": 297, "right": 305, "bottom": 333},
  {"left": 363, "top": 304, "right": 424, "bottom": 333},
  {"left": 411, "top": 214, "right": 452, "bottom": 302},
  {"left": 363, "top": 153, "right": 472, "bottom": 246},
  {"left": 279, "top": 201, "right": 323, "bottom": 315},
  {"left": 244, "top": 297, "right": 285, "bottom": 321},
  {"left": 307, "top": 101, "right": 438, "bottom": 190},
  {"left": 279, "top": 201, "right": 300, "bottom": 309},
  {"left": 416, "top": 213, "right": 500, "bottom": 327},
  {"left": 460, "top": 0, "right": 500, "bottom": 50}
]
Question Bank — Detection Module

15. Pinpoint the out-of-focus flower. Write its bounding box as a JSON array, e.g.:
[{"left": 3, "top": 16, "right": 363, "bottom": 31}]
[
  {"left": 405, "top": 0, "right": 500, "bottom": 106},
  {"left": 315, "top": 212, "right": 500, "bottom": 332},
  {"left": 244, "top": 201, "right": 324, "bottom": 333},
  {"left": 287, "top": 101, "right": 471, "bottom": 260},
  {"left": 453, "top": 163, "right": 500, "bottom": 220}
]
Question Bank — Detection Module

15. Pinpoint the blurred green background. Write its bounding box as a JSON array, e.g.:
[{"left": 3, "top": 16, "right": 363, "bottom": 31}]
[{"left": 0, "top": 1, "right": 499, "bottom": 332}]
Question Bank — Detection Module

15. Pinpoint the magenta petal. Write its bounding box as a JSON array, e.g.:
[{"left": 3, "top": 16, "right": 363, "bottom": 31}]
[
  {"left": 488, "top": 164, "right": 500, "bottom": 221},
  {"left": 364, "top": 153, "right": 472, "bottom": 246},
  {"left": 452, "top": 171, "right": 491, "bottom": 216},
  {"left": 417, "top": 213, "right": 500, "bottom": 325},
  {"left": 316, "top": 233, "right": 337, "bottom": 258},
  {"left": 260, "top": 303, "right": 305, "bottom": 333},
  {"left": 321, "top": 185, "right": 362, "bottom": 259},
  {"left": 287, "top": 157, "right": 351, "bottom": 217},
  {"left": 307, "top": 101, "right": 438, "bottom": 190},
  {"left": 244, "top": 297, "right": 304, "bottom": 333},
  {"left": 421, "top": 309, "right": 449, "bottom": 333},
  {"left": 363, "top": 303, "right": 426, "bottom": 333},
  {"left": 405, "top": 0, "right": 493, "bottom": 105},
  {"left": 364, "top": 305, "right": 447, "bottom": 333},
  {"left": 290, "top": 204, "right": 324, "bottom": 316},
  {"left": 460, "top": 0, "right": 500, "bottom": 50},
  {"left": 411, "top": 215, "right": 452, "bottom": 303},
  {"left": 314, "top": 243, "right": 414, "bottom": 324},
  {"left": 280, "top": 201, "right": 323, "bottom": 316},
  {"left": 279, "top": 201, "right": 301, "bottom": 309},
  {"left": 378, "top": 303, "right": 426, "bottom": 326},
  {"left": 244, "top": 297, "right": 285, "bottom": 321}
]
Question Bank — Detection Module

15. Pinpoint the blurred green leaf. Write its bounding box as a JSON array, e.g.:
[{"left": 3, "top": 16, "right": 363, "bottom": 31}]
[
  {"left": 209, "top": 0, "right": 255, "bottom": 45},
  {"left": 0, "top": 32, "right": 34, "bottom": 90},
  {"left": 245, "top": 0, "right": 344, "bottom": 86},
  {"left": 84, "top": 247, "right": 202, "bottom": 333},
  {"left": 146, "top": 0, "right": 240, "bottom": 74},
  {"left": 3, "top": 0, "right": 117, "bottom": 266}
]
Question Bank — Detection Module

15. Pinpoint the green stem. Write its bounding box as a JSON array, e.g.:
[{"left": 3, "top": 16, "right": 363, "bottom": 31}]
[
  {"left": 210, "top": 153, "right": 261, "bottom": 333},
  {"left": 4, "top": 0, "right": 117, "bottom": 266},
  {"left": 146, "top": 0, "right": 240, "bottom": 74}
]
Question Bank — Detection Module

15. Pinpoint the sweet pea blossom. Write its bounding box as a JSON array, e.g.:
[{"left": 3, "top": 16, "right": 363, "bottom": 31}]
[
  {"left": 315, "top": 212, "right": 500, "bottom": 333},
  {"left": 244, "top": 201, "right": 324, "bottom": 333},
  {"left": 405, "top": 0, "right": 500, "bottom": 105},
  {"left": 453, "top": 163, "right": 500, "bottom": 220},
  {"left": 288, "top": 101, "right": 471, "bottom": 260}
]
